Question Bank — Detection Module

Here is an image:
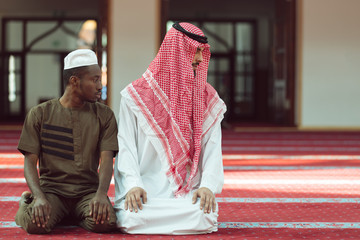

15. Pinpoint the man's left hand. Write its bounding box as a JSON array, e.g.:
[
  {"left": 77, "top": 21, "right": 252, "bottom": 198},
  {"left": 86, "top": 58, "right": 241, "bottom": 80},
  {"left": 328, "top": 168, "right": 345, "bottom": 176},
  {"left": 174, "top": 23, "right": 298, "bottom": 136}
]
[
  {"left": 89, "top": 193, "right": 111, "bottom": 224},
  {"left": 192, "top": 187, "right": 216, "bottom": 214}
]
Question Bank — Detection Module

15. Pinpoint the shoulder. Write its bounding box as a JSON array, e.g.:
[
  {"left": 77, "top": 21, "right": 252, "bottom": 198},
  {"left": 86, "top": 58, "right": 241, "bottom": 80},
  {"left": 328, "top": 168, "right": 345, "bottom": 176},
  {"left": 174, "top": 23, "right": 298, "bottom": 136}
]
[
  {"left": 26, "top": 99, "right": 58, "bottom": 119},
  {"left": 90, "top": 102, "right": 116, "bottom": 121},
  {"left": 205, "top": 83, "right": 217, "bottom": 95},
  {"left": 31, "top": 98, "right": 57, "bottom": 110},
  {"left": 94, "top": 101, "right": 112, "bottom": 111},
  {"left": 204, "top": 83, "right": 220, "bottom": 103},
  {"left": 120, "top": 81, "right": 138, "bottom": 101},
  {"left": 123, "top": 77, "right": 148, "bottom": 94}
]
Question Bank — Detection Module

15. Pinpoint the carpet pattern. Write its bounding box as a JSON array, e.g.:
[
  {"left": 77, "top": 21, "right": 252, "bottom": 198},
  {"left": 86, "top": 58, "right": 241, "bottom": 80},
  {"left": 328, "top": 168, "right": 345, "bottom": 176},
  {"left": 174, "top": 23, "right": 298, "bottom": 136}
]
[{"left": 0, "top": 128, "right": 360, "bottom": 239}]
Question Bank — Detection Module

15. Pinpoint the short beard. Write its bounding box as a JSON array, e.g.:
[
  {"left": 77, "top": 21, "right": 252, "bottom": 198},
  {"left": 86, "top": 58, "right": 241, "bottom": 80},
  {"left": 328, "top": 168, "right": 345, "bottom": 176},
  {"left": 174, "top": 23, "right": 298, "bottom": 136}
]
[{"left": 192, "top": 63, "right": 199, "bottom": 78}]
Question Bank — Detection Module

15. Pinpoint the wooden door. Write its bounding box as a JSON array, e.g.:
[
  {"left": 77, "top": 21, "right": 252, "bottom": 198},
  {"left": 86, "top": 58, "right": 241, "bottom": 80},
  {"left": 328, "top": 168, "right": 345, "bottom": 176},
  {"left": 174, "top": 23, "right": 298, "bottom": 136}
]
[{"left": 271, "top": 0, "right": 296, "bottom": 125}]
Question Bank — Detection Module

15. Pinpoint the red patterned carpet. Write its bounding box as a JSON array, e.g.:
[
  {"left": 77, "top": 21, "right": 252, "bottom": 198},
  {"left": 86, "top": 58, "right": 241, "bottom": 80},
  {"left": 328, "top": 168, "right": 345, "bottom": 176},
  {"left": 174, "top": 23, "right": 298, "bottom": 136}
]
[{"left": 0, "top": 128, "right": 360, "bottom": 239}]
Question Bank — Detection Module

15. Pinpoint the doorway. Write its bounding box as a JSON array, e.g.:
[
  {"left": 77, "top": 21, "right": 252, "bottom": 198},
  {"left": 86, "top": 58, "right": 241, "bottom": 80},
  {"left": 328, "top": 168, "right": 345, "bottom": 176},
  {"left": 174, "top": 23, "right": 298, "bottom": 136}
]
[
  {"left": 163, "top": 0, "right": 296, "bottom": 126},
  {"left": 0, "top": 18, "right": 106, "bottom": 122}
]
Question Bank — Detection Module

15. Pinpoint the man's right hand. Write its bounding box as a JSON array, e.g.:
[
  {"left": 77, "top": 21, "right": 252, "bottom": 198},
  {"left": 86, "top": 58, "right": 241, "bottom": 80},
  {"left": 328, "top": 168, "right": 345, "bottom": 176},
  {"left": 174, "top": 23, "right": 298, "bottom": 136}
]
[
  {"left": 31, "top": 196, "right": 51, "bottom": 228},
  {"left": 124, "top": 187, "right": 147, "bottom": 213}
]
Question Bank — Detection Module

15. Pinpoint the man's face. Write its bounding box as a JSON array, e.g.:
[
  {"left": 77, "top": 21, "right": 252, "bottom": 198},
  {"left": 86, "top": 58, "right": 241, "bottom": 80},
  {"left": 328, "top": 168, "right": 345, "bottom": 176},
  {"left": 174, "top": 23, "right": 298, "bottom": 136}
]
[
  {"left": 78, "top": 65, "right": 102, "bottom": 103},
  {"left": 192, "top": 47, "right": 204, "bottom": 71}
]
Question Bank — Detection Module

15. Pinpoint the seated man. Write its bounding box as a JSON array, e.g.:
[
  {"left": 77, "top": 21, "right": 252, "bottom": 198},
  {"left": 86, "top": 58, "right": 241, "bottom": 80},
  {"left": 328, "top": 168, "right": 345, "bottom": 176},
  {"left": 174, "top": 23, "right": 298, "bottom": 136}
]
[
  {"left": 114, "top": 22, "right": 226, "bottom": 235},
  {"left": 15, "top": 49, "right": 118, "bottom": 234}
]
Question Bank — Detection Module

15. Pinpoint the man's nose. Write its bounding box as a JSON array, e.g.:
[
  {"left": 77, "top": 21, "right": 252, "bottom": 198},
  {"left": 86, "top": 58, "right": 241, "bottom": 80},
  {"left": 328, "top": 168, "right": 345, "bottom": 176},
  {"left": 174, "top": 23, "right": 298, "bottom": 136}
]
[
  {"left": 197, "top": 52, "right": 203, "bottom": 62},
  {"left": 97, "top": 81, "right": 102, "bottom": 90}
]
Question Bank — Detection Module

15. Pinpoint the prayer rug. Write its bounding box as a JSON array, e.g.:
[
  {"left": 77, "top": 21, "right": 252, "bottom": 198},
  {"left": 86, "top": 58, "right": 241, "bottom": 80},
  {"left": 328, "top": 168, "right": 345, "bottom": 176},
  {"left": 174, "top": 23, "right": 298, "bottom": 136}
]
[{"left": 0, "top": 127, "right": 359, "bottom": 239}]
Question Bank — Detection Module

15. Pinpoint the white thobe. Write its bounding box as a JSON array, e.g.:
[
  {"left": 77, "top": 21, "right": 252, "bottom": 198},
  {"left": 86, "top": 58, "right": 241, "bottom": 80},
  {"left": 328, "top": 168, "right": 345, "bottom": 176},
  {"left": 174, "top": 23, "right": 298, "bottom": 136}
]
[{"left": 114, "top": 93, "right": 224, "bottom": 235}]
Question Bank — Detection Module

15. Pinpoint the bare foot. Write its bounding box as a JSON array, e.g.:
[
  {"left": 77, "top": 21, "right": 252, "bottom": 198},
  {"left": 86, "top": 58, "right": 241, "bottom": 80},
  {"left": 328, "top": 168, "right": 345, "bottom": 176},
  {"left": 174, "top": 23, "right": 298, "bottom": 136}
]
[{"left": 19, "top": 191, "right": 32, "bottom": 206}]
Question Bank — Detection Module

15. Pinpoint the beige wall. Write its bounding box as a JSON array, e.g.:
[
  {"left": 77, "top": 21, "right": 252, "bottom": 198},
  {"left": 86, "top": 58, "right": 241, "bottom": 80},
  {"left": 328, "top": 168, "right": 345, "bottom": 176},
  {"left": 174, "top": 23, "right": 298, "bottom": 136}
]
[
  {"left": 109, "top": 0, "right": 159, "bottom": 119},
  {"left": 299, "top": 0, "right": 360, "bottom": 128},
  {"left": 108, "top": 0, "right": 360, "bottom": 128}
]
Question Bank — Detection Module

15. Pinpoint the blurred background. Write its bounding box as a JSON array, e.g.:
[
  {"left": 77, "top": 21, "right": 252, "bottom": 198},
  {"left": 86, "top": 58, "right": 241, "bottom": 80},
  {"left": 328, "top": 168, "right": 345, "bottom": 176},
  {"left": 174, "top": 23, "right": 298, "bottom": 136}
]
[{"left": 0, "top": 0, "right": 359, "bottom": 130}]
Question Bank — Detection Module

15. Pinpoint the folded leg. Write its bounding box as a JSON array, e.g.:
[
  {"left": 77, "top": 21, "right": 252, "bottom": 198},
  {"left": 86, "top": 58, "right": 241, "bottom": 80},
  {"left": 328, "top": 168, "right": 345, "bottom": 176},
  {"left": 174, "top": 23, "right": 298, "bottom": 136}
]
[
  {"left": 116, "top": 197, "right": 218, "bottom": 235},
  {"left": 15, "top": 192, "right": 70, "bottom": 234}
]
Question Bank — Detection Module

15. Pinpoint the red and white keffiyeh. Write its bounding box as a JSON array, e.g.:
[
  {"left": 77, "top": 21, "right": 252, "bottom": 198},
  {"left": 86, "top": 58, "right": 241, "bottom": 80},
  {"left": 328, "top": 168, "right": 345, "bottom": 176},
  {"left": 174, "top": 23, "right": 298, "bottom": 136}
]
[{"left": 125, "top": 23, "right": 226, "bottom": 196}]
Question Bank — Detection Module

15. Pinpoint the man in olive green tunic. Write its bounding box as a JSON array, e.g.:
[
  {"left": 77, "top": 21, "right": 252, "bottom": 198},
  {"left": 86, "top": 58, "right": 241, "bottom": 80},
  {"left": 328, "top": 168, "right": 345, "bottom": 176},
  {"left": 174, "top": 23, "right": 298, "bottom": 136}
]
[{"left": 15, "top": 49, "right": 118, "bottom": 234}]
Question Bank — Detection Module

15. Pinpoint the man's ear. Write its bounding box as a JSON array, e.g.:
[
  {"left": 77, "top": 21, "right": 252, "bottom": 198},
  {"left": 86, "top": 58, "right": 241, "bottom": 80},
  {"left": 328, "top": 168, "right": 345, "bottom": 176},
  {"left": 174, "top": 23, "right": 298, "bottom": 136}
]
[{"left": 69, "top": 76, "right": 79, "bottom": 87}]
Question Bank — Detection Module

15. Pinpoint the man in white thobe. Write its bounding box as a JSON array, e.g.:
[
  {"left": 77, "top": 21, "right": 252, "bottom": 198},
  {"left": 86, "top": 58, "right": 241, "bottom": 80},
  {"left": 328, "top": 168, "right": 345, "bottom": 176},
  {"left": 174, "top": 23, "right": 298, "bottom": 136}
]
[{"left": 114, "top": 22, "right": 226, "bottom": 235}]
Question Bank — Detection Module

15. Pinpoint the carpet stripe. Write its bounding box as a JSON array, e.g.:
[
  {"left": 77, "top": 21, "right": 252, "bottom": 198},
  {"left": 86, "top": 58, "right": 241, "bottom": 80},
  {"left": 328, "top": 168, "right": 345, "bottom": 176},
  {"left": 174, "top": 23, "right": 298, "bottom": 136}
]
[
  {"left": 3, "top": 153, "right": 360, "bottom": 160},
  {"left": 0, "top": 146, "right": 17, "bottom": 150},
  {"left": 6, "top": 139, "right": 352, "bottom": 145},
  {"left": 0, "top": 197, "right": 20, "bottom": 201},
  {"left": 218, "top": 222, "right": 360, "bottom": 229},
  {"left": 2, "top": 197, "right": 359, "bottom": 203},
  {"left": 0, "top": 154, "right": 22, "bottom": 158},
  {"left": 0, "top": 165, "right": 23, "bottom": 169},
  {"left": 2, "top": 178, "right": 360, "bottom": 185},
  {"left": 0, "top": 221, "right": 18, "bottom": 228},
  {"left": 0, "top": 179, "right": 26, "bottom": 183},
  {"left": 215, "top": 198, "right": 360, "bottom": 203},
  {"left": 0, "top": 139, "right": 18, "bottom": 144},
  {"left": 224, "top": 179, "right": 360, "bottom": 185},
  {"left": 3, "top": 165, "right": 359, "bottom": 170},
  {"left": 223, "top": 140, "right": 360, "bottom": 145},
  {"left": 1, "top": 221, "right": 360, "bottom": 229},
  {"left": 223, "top": 146, "right": 360, "bottom": 152},
  {"left": 223, "top": 166, "right": 360, "bottom": 170},
  {"left": 223, "top": 154, "right": 360, "bottom": 160}
]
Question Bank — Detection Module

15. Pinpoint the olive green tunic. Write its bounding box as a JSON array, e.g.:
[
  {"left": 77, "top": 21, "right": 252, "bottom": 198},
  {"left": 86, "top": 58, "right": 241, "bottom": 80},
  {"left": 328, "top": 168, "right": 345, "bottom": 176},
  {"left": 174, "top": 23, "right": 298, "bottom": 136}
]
[{"left": 18, "top": 99, "right": 118, "bottom": 198}]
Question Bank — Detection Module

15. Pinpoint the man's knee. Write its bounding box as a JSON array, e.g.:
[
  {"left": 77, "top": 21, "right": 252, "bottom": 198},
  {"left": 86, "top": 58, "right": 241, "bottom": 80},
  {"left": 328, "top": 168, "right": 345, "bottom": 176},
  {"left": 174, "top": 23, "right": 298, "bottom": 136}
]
[
  {"left": 24, "top": 224, "right": 52, "bottom": 234},
  {"left": 116, "top": 209, "right": 147, "bottom": 232},
  {"left": 17, "top": 218, "right": 52, "bottom": 234},
  {"left": 80, "top": 214, "right": 117, "bottom": 233},
  {"left": 81, "top": 218, "right": 117, "bottom": 233},
  {"left": 116, "top": 206, "right": 217, "bottom": 234},
  {"left": 15, "top": 202, "right": 53, "bottom": 234},
  {"left": 201, "top": 211, "right": 218, "bottom": 225}
]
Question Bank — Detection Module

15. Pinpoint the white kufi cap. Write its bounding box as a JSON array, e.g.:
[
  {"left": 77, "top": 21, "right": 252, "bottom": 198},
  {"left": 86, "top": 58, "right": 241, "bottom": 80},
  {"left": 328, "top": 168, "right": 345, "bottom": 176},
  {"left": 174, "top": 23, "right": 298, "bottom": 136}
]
[{"left": 64, "top": 49, "right": 98, "bottom": 70}]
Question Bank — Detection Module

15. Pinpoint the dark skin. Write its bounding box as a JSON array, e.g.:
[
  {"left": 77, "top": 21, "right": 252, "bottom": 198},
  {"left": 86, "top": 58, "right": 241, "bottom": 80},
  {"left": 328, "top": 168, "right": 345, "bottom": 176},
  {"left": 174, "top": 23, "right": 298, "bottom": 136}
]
[
  {"left": 23, "top": 64, "right": 114, "bottom": 228},
  {"left": 24, "top": 153, "right": 50, "bottom": 228}
]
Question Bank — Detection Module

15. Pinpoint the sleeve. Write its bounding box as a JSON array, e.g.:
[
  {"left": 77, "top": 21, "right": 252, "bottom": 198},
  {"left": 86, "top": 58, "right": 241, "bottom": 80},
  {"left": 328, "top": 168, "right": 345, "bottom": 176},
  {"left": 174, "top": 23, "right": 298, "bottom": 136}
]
[
  {"left": 114, "top": 97, "right": 145, "bottom": 200},
  {"left": 17, "top": 107, "right": 42, "bottom": 156},
  {"left": 198, "top": 121, "right": 224, "bottom": 194},
  {"left": 99, "top": 107, "right": 119, "bottom": 157}
]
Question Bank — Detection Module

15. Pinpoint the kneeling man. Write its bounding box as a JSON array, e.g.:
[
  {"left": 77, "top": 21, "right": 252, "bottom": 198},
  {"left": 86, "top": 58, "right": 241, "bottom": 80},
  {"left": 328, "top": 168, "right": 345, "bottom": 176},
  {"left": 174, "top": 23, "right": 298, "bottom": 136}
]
[
  {"left": 16, "top": 49, "right": 118, "bottom": 234},
  {"left": 114, "top": 22, "right": 226, "bottom": 235}
]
